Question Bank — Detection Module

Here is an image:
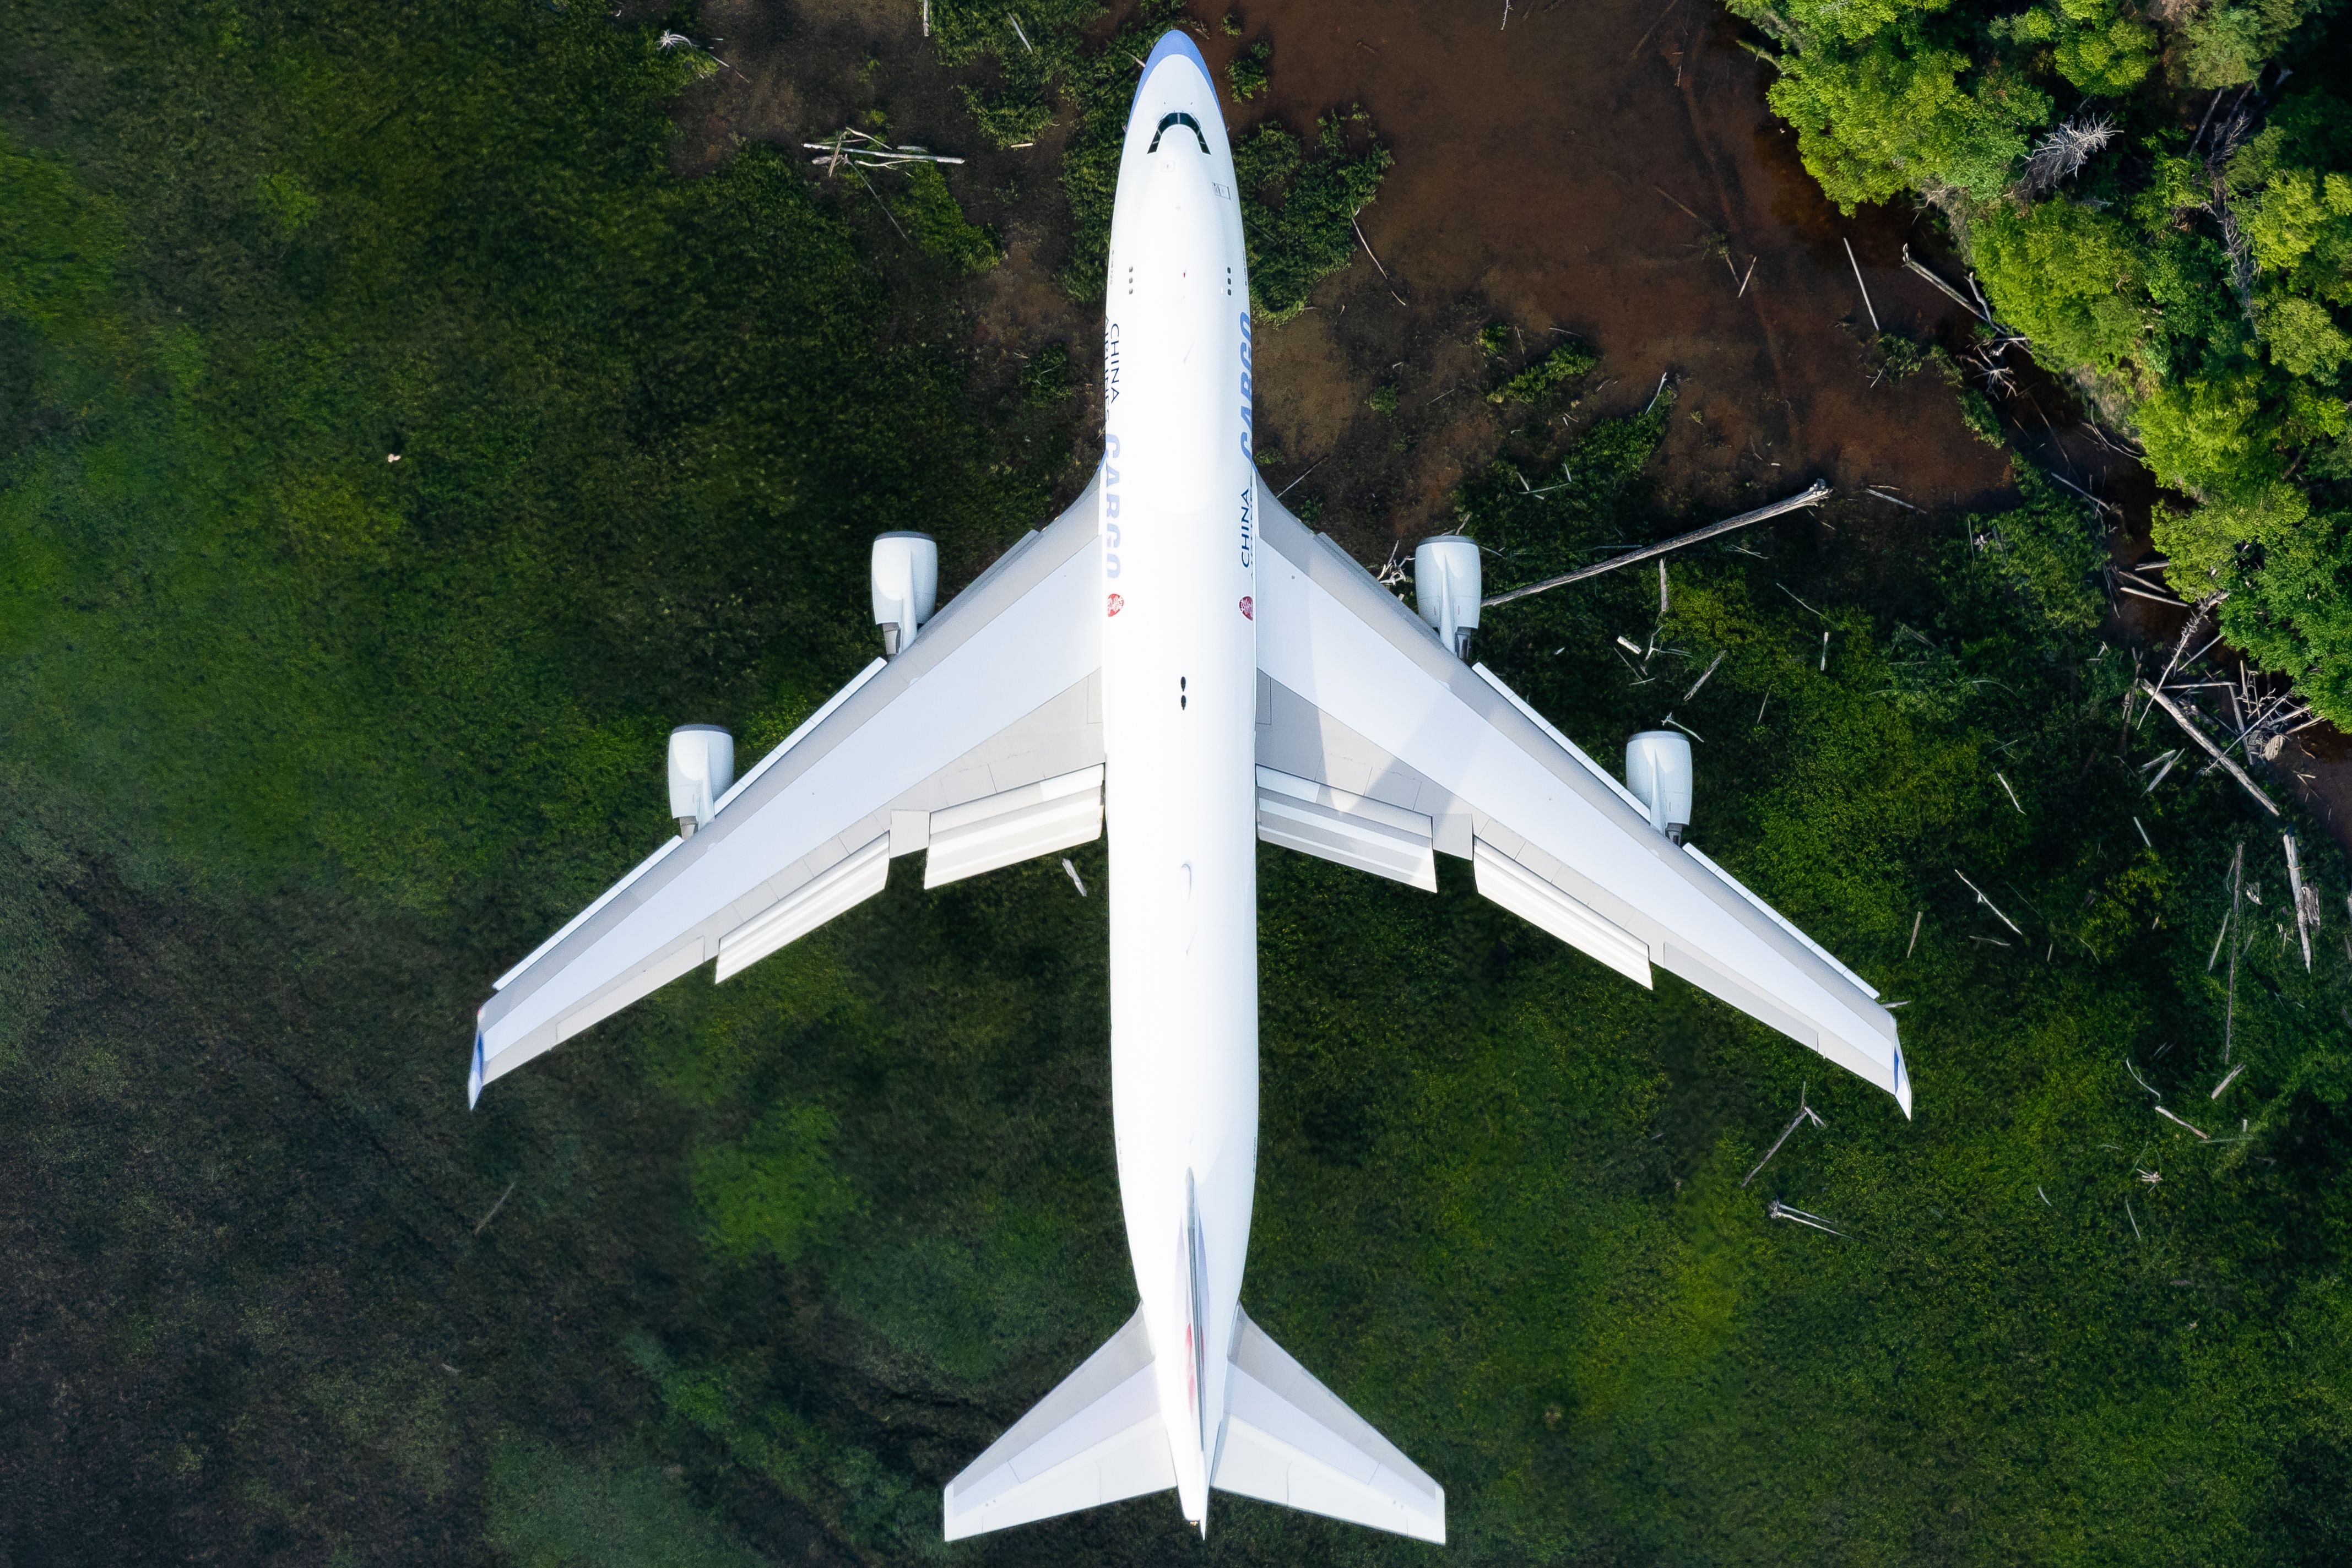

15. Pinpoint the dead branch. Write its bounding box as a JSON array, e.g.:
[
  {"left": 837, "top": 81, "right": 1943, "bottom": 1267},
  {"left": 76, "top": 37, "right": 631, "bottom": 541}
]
[
  {"left": 1842, "top": 237, "right": 1880, "bottom": 332},
  {"left": 1766, "top": 1199, "right": 1841, "bottom": 1235},
  {"left": 2283, "top": 832, "right": 2313, "bottom": 972},
  {"left": 1684, "top": 650, "right": 1725, "bottom": 700},
  {"left": 1484, "top": 484, "right": 1831, "bottom": 606},
  {"left": 473, "top": 1180, "right": 517, "bottom": 1237},
  {"left": 1740, "top": 1081, "right": 1825, "bottom": 1189},
  {"left": 2156, "top": 1104, "right": 2210, "bottom": 1140},
  {"left": 805, "top": 129, "right": 967, "bottom": 169},
  {"left": 2157, "top": 594, "right": 2226, "bottom": 686},
  {"left": 2209, "top": 843, "right": 2244, "bottom": 971},
  {"left": 1352, "top": 211, "right": 1391, "bottom": 281},
  {"left": 1955, "top": 869, "right": 2025, "bottom": 937},
  {"left": 1901, "top": 244, "right": 1995, "bottom": 327},
  {"left": 2139, "top": 681, "right": 2280, "bottom": 816},
  {"left": 2113, "top": 576, "right": 2181, "bottom": 607}
]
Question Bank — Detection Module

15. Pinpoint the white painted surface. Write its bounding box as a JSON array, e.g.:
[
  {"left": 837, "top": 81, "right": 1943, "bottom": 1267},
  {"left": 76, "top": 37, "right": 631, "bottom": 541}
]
[
  {"left": 942, "top": 1308, "right": 1174, "bottom": 1539},
  {"left": 1097, "top": 30, "right": 1258, "bottom": 1533},
  {"left": 923, "top": 765, "right": 1104, "bottom": 887}
]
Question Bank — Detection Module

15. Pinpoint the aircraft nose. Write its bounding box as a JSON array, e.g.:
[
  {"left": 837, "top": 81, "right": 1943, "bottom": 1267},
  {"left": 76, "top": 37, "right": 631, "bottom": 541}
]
[{"left": 1140, "top": 28, "right": 1211, "bottom": 89}]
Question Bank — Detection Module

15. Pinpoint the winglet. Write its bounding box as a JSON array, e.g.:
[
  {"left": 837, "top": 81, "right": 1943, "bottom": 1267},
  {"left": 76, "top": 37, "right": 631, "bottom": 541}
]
[
  {"left": 1892, "top": 1042, "right": 1914, "bottom": 1121},
  {"left": 467, "top": 1030, "right": 486, "bottom": 1111}
]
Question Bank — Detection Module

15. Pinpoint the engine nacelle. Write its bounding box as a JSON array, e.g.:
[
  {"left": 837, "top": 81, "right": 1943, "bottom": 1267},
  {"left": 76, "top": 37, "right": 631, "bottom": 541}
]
[
  {"left": 1413, "top": 534, "right": 1481, "bottom": 659},
  {"left": 1624, "top": 730, "right": 1693, "bottom": 842},
  {"left": 871, "top": 532, "right": 939, "bottom": 657},
  {"left": 668, "top": 725, "right": 735, "bottom": 839}
]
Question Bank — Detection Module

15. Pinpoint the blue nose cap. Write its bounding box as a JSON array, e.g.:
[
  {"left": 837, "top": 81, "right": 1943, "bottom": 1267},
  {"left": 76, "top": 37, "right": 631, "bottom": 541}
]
[{"left": 1141, "top": 28, "right": 1212, "bottom": 89}]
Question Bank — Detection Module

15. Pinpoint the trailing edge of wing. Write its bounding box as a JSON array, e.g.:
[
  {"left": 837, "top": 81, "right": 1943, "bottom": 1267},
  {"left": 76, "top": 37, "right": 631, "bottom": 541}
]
[
  {"left": 473, "top": 473, "right": 1106, "bottom": 1098},
  {"left": 1250, "top": 485, "right": 1909, "bottom": 1115}
]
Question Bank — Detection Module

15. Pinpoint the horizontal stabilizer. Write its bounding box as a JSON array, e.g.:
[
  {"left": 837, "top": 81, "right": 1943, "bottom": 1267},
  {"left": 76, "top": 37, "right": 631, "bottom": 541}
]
[
  {"left": 1213, "top": 1311, "right": 1444, "bottom": 1543},
  {"left": 944, "top": 1307, "right": 1175, "bottom": 1540}
]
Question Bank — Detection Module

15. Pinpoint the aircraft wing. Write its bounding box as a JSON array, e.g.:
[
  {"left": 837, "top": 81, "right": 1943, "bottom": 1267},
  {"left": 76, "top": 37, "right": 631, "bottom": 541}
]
[
  {"left": 471, "top": 474, "right": 1107, "bottom": 1104},
  {"left": 1249, "top": 490, "right": 1910, "bottom": 1115}
]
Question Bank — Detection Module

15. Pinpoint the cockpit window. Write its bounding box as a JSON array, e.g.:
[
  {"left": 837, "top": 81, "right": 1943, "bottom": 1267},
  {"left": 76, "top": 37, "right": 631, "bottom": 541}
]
[{"left": 1148, "top": 112, "right": 1210, "bottom": 155}]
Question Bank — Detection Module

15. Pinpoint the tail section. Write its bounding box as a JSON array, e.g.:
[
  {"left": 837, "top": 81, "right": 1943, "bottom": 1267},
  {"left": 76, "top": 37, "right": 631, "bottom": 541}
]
[
  {"left": 943, "top": 1307, "right": 1172, "bottom": 1540},
  {"left": 1212, "top": 1310, "right": 1445, "bottom": 1543},
  {"left": 942, "top": 1304, "right": 1443, "bottom": 1544}
]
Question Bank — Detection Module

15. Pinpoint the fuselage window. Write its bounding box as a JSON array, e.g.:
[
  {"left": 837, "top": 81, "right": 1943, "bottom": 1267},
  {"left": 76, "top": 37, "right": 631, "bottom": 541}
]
[{"left": 1148, "top": 112, "right": 1211, "bottom": 156}]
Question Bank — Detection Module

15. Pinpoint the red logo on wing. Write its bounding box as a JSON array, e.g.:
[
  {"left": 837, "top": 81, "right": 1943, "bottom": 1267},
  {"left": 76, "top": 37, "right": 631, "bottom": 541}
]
[
  {"left": 1107, "top": 593, "right": 1124, "bottom": 617},
  {"left": 1239, "top": 595, "right": 1253, "bottom": 620}
]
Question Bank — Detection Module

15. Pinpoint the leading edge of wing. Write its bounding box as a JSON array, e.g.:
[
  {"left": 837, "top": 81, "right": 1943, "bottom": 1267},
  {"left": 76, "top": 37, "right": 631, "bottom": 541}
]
[
  {"left": 1251, "top": 493, "right": 1909, "bottom": 1116},
  {"left": 472, "top": 475, "right": 1104, "bottom": 1099}
]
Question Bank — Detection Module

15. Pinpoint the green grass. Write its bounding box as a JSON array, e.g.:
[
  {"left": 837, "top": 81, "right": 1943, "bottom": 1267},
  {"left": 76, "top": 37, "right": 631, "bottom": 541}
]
[
  {"left": 487, "top": 1437, "right": 777, "bottom": 1567},
  {"left": 3, "top": 0, "right": 2351, "bottom": 1563},
  {"left": 1487, "top": 339, "right": 1598, "bottom": 405}
]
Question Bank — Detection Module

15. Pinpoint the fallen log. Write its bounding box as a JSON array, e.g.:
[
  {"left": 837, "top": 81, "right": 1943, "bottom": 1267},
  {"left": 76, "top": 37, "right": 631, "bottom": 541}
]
[
  {"left": 1484, "top": 482, "right": 1831, "bottom": 607},
  {"left": 2139, "top": 681, "right": 2280, "bottom": 816}
]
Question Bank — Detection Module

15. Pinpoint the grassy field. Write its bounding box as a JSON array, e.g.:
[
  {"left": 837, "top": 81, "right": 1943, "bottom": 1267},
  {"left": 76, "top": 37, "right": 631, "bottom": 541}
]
[{"left": 3, "top": 1, "right": 2349, "bottom": 1563}]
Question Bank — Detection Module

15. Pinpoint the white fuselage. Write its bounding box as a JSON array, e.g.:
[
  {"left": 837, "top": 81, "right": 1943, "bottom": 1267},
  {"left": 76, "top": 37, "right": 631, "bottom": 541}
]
[{"left": 1099, "top": 37, "right": 1258, "bottom": 1529}]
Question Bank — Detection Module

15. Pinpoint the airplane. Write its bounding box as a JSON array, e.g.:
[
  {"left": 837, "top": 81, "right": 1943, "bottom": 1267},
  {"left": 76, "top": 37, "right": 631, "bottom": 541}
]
[{"left": 466, "top": 28, "right": 1909, "bottom": 1548}]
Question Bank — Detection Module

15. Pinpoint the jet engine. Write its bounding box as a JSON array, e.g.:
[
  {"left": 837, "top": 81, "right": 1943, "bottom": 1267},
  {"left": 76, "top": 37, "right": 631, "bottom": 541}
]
[
  {"left": 1413, "top": 535, "right": 1481, "bottom": 659},
  {"left": 1624, "top": 730, "right": 1692, "bottom": 842},
  {"left": 668, "top": 724, "right": 735, "bottom": 839},
  {"left": 872, "top": 532, "right": 939, "bottom": 657}
]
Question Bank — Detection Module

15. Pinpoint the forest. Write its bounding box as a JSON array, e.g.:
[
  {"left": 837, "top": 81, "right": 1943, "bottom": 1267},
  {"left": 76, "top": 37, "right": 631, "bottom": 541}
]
[
  {"left": 2, "top": 0, "right": 2349, "bottom": 1562},
  {"left": 1731, "top": 0, "right": 2352, "bottom": 721}
]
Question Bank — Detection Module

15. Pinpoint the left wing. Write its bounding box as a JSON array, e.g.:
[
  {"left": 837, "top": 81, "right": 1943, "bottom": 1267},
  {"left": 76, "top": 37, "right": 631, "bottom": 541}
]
[
  {"left": 472, "top": 479, "right": 1105, "bottom": 1103},
  {"left": 1250, "top": 491, "right": 1910, "bottom": 1115}
]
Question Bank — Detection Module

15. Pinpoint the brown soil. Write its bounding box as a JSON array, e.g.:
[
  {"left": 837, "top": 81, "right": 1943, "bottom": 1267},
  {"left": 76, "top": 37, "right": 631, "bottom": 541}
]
[
  {"left": 673, "top": 0, "right": 2016, "bottom": 521},
  {"left": 663, "top": 0, "right": 2351, "bottom": 848}
]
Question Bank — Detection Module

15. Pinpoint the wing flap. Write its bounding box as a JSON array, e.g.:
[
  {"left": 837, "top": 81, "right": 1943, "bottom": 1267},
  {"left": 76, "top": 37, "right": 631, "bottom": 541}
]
[
  {"left": 1471, "top": 838, "right": 1652, "bottom": 986},
  {"left": 475, "top": 474, "right": 1105, "bottom": 1096},
  {"left": 713, "top": 833, "right": 891, "bottom": 981},
  {"left": 924, "top": 764, "right": 1104, "bottom": 888},
  {"left": 1250, "top": 486, "right": 1908, "bottom": 1113},
  {"left": 1255, "top": 767, "right": 1437, "bottom": 891}
]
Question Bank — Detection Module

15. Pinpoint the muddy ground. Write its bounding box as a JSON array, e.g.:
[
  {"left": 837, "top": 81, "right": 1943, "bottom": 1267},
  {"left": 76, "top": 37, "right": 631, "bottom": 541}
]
[{"left": 663, "top": 0, "right": 2352, "bottom": 845}]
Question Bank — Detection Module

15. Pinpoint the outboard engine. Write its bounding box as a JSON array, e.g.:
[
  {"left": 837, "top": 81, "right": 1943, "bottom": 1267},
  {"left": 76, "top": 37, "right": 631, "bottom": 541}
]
[
  {"left": 871, "top": 532, "right": 939, "bottom": 657},
  {"left": 1624, "top": 730, "right": 1693, "bottom": 843},
  {"left": 668, "top": 725, "right": 735, "bottom": 839},
  {"left": 1413, "top": 535, "right": 1481, "bottom": 659}
]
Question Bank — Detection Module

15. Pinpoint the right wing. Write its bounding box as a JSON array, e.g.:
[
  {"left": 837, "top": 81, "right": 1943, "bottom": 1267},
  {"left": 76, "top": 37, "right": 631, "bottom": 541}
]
[
  {"left": 1250, "top": 491, "right": 1910, "bottom": 1115},
  {"left": 471, "top": 474, "right": 1106, "bottom": 1104}
]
